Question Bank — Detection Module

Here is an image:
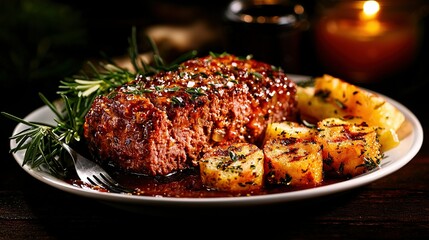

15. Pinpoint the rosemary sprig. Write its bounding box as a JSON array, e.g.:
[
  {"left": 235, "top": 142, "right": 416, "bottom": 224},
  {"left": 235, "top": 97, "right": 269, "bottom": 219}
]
[
  {"left": 2, "top": 26, "right": 198, "bottom": 178},
  {"left": 2, "top": 93, "right": 82, "bottom": 178}
]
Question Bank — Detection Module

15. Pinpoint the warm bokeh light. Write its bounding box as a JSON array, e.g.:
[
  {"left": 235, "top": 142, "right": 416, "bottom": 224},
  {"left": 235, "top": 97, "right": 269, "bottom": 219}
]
[
  {"left": 363, "top": 1, "right": 380, "bottom": 16},
  {"left": 359, "top": 0, "right": 382, "bottom": 35},
  {"left": 361, "top": 0, "right": 380, "bottom": 20}
]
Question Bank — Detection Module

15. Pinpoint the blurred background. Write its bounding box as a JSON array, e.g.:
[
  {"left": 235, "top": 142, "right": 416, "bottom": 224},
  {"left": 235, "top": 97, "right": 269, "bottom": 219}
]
[{"left": 1, "top": 0, "right": 428, "bottom": 162}]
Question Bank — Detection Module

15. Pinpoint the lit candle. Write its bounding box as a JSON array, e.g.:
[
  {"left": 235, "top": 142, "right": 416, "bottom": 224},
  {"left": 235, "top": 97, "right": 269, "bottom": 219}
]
[{"left": 315, "top": 0, "right": 419, "bottom": 83}]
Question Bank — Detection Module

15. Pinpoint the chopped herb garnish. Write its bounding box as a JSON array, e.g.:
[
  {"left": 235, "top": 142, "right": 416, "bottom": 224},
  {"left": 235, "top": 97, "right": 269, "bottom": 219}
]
[
  {"left": 315, "top": 89, "right": 331, "bottom": 100},
  {"left": 186, "top": 87, "right": 206, "bottom": 100},
  {"left": 171, "top": 96, "right": 185, "bottom": 106},
  {"left": 229, "top": 150, "right": 237, "bottom": 161},
  {"left": 251, "top": 72, "right": 263, "bottom": 79}
]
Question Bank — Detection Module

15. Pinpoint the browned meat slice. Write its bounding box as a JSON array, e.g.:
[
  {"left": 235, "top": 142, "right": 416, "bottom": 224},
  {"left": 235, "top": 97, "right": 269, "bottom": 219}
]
[{"left": 83, "top": 53, "right": 298, "bottom": 176}]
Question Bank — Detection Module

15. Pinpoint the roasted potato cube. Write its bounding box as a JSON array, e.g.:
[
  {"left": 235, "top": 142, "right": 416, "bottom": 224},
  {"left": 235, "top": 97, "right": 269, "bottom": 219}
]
[
  {"left": 199, "top": 143, "right": 264, "bottom": 192},
  {"left": 316, "top": 118, "right": 383, "bottom": 178},
  {"left": 263, "top": 137, "right": 323, "bottom": 187},
  {"left": 264, "top": 121, "right": 318, "bottom": 143},
  {"left": 297, "top": 84, "right": 346, "bottom": 122},
  {"left": 314, "top": 74, "right": 404, "bottom": 132},
  {"left": 344, "top": 116, "right": 400, "bottom": 152}
]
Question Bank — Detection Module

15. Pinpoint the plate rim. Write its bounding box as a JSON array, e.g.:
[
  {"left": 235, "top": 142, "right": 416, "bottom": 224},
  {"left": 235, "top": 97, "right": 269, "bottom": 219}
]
[{"left": 9, "top": 81, "right": 424, "bottom": 207}]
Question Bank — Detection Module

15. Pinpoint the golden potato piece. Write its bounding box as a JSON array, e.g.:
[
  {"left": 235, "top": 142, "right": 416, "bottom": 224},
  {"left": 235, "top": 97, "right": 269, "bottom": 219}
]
[
  {"left": 263, "top": 137, "right": 323, "bottom": 187},
  {"left": 264, "top": 121, "right": 318, "bottom": 143},
  {"left": 199, "top": 143, "right": 264, "bottom": 192},
  {"left": 297, "top": 85, "right": 346, "bottom": 122},
  {"left": 316, "top": 118, "right": 383, "bottom": 178},
  {"left": 314, "top": 74, "right": 405, "bottom": 132}
]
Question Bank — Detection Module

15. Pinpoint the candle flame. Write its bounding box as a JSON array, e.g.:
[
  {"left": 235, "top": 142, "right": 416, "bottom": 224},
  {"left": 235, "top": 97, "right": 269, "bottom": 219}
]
[{"left": 361, "top": 1, "right": 380, "bottom": 20}]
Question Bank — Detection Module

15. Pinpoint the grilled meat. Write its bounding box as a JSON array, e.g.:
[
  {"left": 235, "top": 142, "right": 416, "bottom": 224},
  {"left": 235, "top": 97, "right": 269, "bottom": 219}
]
[{"left": 83, "top": 53, "right": 298, "bottom": 176}]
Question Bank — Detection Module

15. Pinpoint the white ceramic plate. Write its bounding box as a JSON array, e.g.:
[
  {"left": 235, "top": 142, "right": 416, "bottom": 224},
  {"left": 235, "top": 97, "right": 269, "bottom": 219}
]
[{"left": 10, "top": 77, "right": 423, "bottom": 210}]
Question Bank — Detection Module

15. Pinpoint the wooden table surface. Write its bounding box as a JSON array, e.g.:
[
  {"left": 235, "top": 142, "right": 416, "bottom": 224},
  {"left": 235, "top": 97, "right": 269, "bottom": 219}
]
[{"left": 1, "top": 1, "right": 428, "bottom": 239}]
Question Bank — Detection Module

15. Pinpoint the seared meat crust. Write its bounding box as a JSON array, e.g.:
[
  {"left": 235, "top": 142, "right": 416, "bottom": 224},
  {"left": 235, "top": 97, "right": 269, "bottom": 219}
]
[{"left": 83, "top": 54, "right": 298, "bottom": 176}]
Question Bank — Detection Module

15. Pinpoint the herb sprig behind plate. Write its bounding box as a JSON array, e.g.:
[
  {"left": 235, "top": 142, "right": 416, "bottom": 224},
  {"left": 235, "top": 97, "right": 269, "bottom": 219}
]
[{"left": 2, "top": 27, "right": 198, "bottom": 178}]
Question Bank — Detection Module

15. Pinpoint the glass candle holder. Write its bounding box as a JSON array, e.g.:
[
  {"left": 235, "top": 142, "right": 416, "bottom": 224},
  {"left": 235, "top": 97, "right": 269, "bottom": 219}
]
[{"left": 314, "top": 0, "right": 422, "bottom": 83}]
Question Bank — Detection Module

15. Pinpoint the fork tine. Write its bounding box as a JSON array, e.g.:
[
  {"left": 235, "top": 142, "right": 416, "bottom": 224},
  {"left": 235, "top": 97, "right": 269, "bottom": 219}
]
[
  {"left": 57, "top": 138, "right": 134, "bottom": 194},
  {"left": 98, "top": 173, "right": 134, "bottom": 193},
  {"left": 87, "top": 175, "right": 122, "bottom": 193},
  {"left": 99, "top": 172, "right": 119, "bottom": 185},
  {"left": 89, "top": 174, "right": 134, "bottom": 193}
]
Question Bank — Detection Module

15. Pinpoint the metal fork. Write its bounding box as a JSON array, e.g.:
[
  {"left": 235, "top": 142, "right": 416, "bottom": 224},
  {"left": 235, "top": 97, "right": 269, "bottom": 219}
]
[{"left": 59, "top": 141, "right": 134, "bottom": 194}]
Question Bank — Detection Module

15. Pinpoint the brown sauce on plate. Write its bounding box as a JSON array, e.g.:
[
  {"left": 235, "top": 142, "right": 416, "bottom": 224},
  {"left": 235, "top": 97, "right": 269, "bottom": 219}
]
[{"left": 68, "top": 167, "right": 345, "bottom": 198}]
